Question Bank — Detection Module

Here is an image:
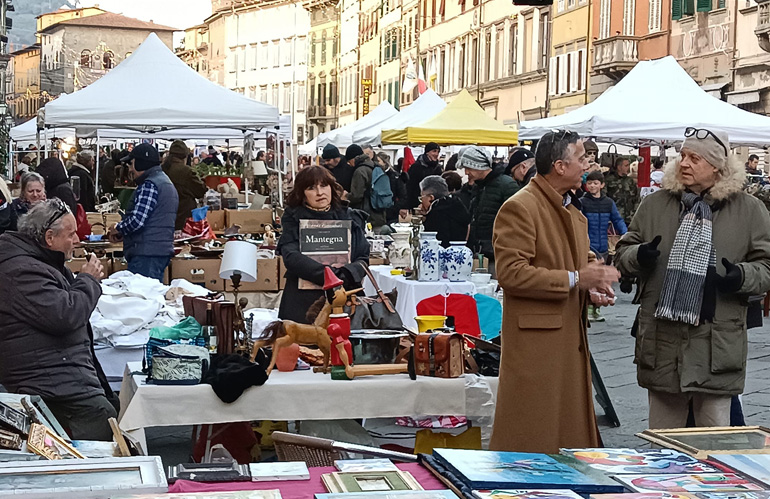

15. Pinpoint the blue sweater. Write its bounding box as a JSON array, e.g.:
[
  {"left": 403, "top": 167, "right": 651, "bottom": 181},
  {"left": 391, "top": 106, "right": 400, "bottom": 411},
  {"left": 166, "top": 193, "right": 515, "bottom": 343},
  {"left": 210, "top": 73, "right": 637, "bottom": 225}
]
[{"left": 581, "top": 193, "right": 627, "bottom": 254}]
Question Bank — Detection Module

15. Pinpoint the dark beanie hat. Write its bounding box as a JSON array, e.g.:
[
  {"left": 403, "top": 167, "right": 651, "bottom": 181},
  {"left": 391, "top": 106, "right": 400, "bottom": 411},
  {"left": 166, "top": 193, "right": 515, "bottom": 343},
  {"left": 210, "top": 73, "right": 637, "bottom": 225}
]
[
  {"left": 425, "top": 142, "right": 440, "bottom": 154},
  {"left": 345, "top": 144, "right": 364, "bottom": 161},
  {"left": 169, "top": 140, "right": 189, "bottom": 159},
  {"left": 322, "top": 144, "right": 342, "bottom": 160},
  {"left": 505, "top": 148, "right": 535, "bottom": 176}
]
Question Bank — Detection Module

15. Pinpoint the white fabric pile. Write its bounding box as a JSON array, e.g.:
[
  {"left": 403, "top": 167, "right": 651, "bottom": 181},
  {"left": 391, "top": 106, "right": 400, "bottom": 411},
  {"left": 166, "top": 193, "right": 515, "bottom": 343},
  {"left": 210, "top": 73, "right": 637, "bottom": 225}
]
[{"left": 90, "top": 271, "right": 209, "bottom": 347}]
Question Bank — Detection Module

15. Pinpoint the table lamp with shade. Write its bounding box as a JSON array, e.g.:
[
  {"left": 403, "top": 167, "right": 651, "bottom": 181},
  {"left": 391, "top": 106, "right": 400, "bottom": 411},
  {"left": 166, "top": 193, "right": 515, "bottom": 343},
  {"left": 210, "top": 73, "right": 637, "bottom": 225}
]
[{"left": 219, "top": 240, "right": 258, "bottom": 355}]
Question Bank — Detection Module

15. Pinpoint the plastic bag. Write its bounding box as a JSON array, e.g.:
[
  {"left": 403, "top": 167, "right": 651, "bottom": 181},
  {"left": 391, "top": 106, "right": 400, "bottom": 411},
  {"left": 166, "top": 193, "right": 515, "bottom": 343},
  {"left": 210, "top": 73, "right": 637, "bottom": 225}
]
[
  {"left": 191, "top": 205, "right": 209, "bottom": 222},
  {"left": 149, "top": 316, "right": 203, "bottom": 341},
  {"left": 183, "top": 218, "right": 215, "bottom": 240}
]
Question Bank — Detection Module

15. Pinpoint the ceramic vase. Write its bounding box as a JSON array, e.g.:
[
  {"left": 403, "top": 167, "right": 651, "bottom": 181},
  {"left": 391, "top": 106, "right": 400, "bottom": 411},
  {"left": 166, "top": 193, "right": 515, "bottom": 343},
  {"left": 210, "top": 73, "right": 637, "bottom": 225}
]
[
  {"left": 388, "top": 232, "right": 412, "bottom": 268},
  {"left": 445, "top": 241, "right": 473, "bottom": 282},
  {"left": 419, "top": 232, "right": 441, "bottom": 282}
]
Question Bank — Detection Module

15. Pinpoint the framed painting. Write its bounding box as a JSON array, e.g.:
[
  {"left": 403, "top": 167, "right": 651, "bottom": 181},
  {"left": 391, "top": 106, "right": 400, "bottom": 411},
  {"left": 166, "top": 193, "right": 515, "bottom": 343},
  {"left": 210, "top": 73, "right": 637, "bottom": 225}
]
[
  {"left": 709, "top": 454, "right": 770, "bottom": 488},
  {"left": 26, "top": 423, "right": 84, "bottom": 460},
  {"left": 322, "top": 470, "right": 423, "bottom": 493},
  {"left": 560, "top": 449, "right": 720, "bottom": 474},
  {"left": 473, "top": 489, "right": 585, "bottom": 499},
  {"left": 316, "top": 492, "right": 459, "bottom": 499},
  {"left": 0, "top": 456, "right": 167, "bottom": 498},
  {"left": 637, "top": 427, "right": 770, "bottom": 459},
  {"left": 612, "top": 473, "right": 766, "bottom": 494}
]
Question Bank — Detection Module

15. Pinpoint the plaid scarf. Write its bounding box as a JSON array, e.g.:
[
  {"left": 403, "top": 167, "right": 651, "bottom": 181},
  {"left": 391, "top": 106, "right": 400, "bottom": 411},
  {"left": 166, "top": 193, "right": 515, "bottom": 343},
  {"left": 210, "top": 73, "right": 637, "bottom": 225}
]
[{"left": 655, "top": 192, "right": 716, "bottom": 326}]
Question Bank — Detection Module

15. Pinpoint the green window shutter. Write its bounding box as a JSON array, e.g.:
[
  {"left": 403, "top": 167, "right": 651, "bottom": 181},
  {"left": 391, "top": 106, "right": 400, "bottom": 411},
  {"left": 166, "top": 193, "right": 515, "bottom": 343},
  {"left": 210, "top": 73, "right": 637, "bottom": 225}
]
[
  {"left": 696, "top": 0, "right": 711, "bottom": 12},
  {"left": 672, "top": 0, "right": 682, "bottom": 19},
  {"left": 717, "top": 0, "right": 725, "bottom": 7},
  {"left": 683, "top": 0, "right": 695, "bottom": 15}
]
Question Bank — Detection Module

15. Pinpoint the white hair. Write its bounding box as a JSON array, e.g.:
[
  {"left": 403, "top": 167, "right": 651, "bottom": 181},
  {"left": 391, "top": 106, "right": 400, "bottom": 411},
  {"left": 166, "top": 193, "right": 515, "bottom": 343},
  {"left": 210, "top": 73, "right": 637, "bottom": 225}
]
[{"left": 18, "top": 199, "right": 70, "bottom": 243}]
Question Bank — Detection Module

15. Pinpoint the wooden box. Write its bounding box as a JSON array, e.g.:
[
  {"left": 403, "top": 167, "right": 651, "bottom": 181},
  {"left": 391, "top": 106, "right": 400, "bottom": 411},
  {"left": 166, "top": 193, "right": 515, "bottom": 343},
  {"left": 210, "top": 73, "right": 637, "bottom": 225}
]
[
  {"left": 225, "top": 209, "right": 273, "bottom": 234},
  {"left": 86, "top": 213, "right": 121, "bottom": 235},
  {"left": 170, "top": 258, "right": 224, "bottom": 291},
  {"left": 66, "top": 256, "right": 112, "bottom": 277},
  {"left": 224, "top": 258, "right": 279, "bottom": 292},
  {"left": 206, "top": 209, "right": 226, "bottom": 232}
]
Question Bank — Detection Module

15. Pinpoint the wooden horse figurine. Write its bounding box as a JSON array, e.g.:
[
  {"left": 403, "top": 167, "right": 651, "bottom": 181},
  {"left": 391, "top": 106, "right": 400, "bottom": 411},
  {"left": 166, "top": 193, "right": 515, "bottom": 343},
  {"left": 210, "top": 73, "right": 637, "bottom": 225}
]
[{"left": 250, "top": 267, "right": 361, "bottom": 374}]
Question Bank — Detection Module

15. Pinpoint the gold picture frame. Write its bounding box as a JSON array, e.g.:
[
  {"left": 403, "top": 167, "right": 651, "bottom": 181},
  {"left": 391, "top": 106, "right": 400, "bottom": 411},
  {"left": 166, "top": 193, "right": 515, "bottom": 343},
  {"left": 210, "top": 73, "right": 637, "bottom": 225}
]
[
  {"left": 321, "top": 470, "right": 423, "bottom": 493},
  {"left": 27, "top": 423, "right": 85, "bottom": 460},
  {"left": 636, "top": 426, "right": 770, "bottom": 459}
]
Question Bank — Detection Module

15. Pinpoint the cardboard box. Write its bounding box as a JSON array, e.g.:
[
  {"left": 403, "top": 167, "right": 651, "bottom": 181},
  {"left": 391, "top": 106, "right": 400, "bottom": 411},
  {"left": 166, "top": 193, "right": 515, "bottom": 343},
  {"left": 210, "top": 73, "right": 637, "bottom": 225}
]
[
  {"left": 224, "top": 258, "right": 279, "bottom": 292},
  {"left": 370, "top": 257, "right": 387, "bottom": 266},
  {"left": 66, "top": 256, "right": 113, "bottom": 277},
  {"left": 225, "top": 209, "right": 273, "bottom": 234},
  {"left": 278, "top": 257, "right": 286, "bottom": 290},
  {"left": 110, "top": 258, "right": 169, "bottom": 284},
  {"left": 86, "top": 213, "right": 121, "bottom": 235},
  {"left": 170, "top": 258, "right": 224, "bottom": 291},
  {"left": 206, "top": 210, "right": 226, "bottom": 232}
]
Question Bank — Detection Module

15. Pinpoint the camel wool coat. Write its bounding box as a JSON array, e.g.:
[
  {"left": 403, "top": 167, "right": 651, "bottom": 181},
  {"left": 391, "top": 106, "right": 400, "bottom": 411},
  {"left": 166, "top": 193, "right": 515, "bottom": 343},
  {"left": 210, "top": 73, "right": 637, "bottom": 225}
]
[{"left": 490, "top": 174, "right": 600, "bottom": 453}]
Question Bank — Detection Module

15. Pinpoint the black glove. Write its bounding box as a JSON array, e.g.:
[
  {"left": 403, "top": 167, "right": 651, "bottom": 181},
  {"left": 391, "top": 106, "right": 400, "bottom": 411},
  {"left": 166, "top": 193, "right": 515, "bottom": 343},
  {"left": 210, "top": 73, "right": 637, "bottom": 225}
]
[
  {"left": 619, "top": 276, "right": 634, "bottom": 294},
  {"left": 717, "top": 258, "right": 744, "bottom": 293},
  {"left": 637, "top": 235, "right": 662, "bottom": 268}
]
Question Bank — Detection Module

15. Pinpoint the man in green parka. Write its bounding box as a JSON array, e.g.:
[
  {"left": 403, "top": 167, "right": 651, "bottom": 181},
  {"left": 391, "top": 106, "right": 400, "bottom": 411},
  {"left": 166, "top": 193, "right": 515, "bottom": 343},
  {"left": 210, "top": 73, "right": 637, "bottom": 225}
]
[{"left": 615, "top": 127, "right": 770, "bottom": 429}]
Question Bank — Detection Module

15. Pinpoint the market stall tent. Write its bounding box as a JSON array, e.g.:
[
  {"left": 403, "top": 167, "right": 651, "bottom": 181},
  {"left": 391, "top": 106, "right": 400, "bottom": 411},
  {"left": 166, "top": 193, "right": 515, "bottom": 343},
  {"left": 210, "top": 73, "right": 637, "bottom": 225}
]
[
  {"left": 518, "top": 56, "right": 770, "bottom": 147},
  {"left": 352, "top": 89, "right": 447, "bottom": 146},
  {"left": 43, "top": 33, "right": 279, "bottom": 130},
  {"left": 316, "top": 101, "right": 398, "bottom": 149},
  {"left": 381, "top": 89, "right": 518, "bottom": 145}
]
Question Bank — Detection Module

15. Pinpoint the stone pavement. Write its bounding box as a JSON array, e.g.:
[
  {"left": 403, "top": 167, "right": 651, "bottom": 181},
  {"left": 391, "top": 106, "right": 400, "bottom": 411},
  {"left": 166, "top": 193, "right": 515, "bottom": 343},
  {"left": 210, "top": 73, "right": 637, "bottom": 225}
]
[{"left": 590, "top": 286, "right": 770, "bottom": 447}]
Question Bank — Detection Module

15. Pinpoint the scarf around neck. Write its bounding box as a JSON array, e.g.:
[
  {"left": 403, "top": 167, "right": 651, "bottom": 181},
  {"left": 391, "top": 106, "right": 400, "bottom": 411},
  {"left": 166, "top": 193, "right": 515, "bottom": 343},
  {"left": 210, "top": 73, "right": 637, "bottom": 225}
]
[{"left": 655, "top": 191, "right": 716, "bottom": 326}]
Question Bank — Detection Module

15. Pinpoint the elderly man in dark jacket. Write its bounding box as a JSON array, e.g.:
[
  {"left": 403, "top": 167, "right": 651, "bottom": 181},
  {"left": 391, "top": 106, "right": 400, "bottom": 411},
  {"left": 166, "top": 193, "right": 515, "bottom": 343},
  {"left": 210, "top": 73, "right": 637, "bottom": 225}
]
[
  {"left": 0, "top": 199, "right": 117, "bottom": 441},
  {"left": 462, "top": 146, "right": 520, "bottom": 276},
  {"left": 406, "top": 142, "right": 442, "bottom": 209},
  {"left": 162, "top": 140, "right": 207, "bottom": 231}
]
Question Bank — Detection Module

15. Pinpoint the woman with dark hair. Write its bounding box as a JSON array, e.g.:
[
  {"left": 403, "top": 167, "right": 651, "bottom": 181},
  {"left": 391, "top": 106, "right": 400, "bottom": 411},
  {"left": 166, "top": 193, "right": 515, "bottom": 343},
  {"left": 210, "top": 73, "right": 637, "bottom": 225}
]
[
  {"left": 35, "top": 157, "right": 77, "bottom": 214},
  {"left": 277, "top": 165, "right": 370, "bottom": 323}
]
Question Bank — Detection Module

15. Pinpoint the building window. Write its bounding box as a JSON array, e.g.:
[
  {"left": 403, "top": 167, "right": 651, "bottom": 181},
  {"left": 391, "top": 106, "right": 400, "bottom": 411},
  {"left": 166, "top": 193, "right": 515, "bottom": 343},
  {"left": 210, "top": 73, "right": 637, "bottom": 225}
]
[
  {"left": 459, "top": 42, "right": 466, "bottom": 88},
  {"left": 599, "top": 0, "right": 611, "bottom": 39},
  {"left": 697, "top": 0, "right": 712, "bottom": 12},
  {"left": 272, "top": 41, "right": 280, "bottom": 67},
  {"left": 260, "top": 42, "right": 269, "bottom": 69},
  {"left": 249, "top": 86, "right": 256, "bottom": 99},
  {"left": 283, "top": 39, "right": 292, "bottom": 66},
  {"left": 484, "top": 31, "right": 492, "bottom": 83},
  {"left": 229, "top": 48, "right": 237, "bottom": 72},
  {"left": 649, "top": 0, "right": 662, "bottom": 32},
  {"left": 557, "top": 0, "right": 565, "bottom": 12},
  {"left": 283, "top": 84, "right": 291, "bottom": 113},
  {"left": 80, "top": 49, "right": 91, "bottom": 68},
  {"left": 509, "top": 23, "right": 518, "bottom": 76},
  {"left": 250, "top": 44, "right": 257, "bottom": 70},
  {"left": 272, "top": 84, "right": 279, "bottom": 106},
  {"left": 239, "top": 46, "right": 246, "bottom": 72},
  {"left": 103, "top": 51, "right": 115, "bottom": 69},
  {"left": 260, "top": 85, "right": 268, "bottom": 103},
  {"left": 311, "top": 34, "right": 317, "bottom": 66},
  {"left": 623, "top": 0, "right": 635, "bottom": 35},
  {"left": 321, "top": 32, "right": 327, "bottom": 64},
  {"left": 470, "top": 37, "right": 478, "bottom": 86}
]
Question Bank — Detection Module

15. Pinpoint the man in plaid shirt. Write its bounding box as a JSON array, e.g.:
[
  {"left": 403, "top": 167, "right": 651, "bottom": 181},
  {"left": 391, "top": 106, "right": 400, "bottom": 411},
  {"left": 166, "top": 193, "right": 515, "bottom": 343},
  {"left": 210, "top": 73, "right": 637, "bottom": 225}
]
[{"left": 108, "top": 144, "right": 178, "bottom": 281}]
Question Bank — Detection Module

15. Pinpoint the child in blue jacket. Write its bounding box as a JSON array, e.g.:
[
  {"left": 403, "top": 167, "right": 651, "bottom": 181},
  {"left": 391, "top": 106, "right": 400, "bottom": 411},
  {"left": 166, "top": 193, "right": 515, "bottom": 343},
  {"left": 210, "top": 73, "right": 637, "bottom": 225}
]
[{"left": 581, "top": 170, "right": 627, "bottom": 322}]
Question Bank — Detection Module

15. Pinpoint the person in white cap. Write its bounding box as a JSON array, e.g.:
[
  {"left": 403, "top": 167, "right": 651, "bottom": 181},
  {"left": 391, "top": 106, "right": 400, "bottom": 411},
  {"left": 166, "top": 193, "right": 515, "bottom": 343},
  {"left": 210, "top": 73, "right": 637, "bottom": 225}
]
[{"left": 616, "top": 127, "right": 770, "bottom": 429}]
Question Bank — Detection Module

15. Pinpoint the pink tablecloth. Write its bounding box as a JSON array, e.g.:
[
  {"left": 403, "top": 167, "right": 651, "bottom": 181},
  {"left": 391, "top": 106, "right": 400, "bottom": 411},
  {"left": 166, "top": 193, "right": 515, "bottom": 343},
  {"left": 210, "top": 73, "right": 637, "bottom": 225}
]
[{"left": 169, "top": 462, "right": 446, "bottom": 499}]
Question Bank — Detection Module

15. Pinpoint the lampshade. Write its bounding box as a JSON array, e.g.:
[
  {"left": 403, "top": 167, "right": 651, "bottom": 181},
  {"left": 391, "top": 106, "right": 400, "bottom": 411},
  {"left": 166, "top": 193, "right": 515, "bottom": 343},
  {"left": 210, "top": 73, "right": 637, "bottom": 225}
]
[
  {"left": 253, "top": 160, "right": 268, "bottom": 176},
  {"left": 219, "top": 240, "right": 258, "bottom": 282}
]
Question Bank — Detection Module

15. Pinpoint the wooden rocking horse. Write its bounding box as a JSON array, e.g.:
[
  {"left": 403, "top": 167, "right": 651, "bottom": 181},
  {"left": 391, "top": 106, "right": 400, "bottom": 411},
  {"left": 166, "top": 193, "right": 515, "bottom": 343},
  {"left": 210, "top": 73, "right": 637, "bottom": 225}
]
[{"left": 250, "top": 267, "right": 362, "bottom": 374}]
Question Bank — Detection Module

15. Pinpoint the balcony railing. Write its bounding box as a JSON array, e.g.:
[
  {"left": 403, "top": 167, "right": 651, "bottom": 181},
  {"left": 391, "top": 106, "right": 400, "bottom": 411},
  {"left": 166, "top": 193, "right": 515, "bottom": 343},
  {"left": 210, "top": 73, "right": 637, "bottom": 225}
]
[
  {"left": 592, "top": 35, "right": 639, "bottom": 76},
  {"left": 756, "top": 0, "right": 770, "bottom": 52}
]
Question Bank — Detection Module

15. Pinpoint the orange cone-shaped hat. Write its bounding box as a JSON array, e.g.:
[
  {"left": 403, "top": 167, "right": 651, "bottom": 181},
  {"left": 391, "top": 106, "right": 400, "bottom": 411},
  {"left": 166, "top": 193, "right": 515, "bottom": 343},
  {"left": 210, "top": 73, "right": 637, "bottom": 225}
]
[{"left": 323, "top": 266, "right": 344, "bottom": 290}]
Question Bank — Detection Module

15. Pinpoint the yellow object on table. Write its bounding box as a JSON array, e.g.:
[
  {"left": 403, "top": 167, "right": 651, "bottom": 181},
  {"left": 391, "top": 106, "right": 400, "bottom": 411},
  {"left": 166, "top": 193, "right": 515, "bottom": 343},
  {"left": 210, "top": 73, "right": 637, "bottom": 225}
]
[
  {"left": 390, "top": 269, "right": 403, "bottom": 276},
  {"left": 413, "top": 426, "right": 482, "bottom": 455},
  {"left": 414, "top": 315, "right": 447, "bottom": 332}
]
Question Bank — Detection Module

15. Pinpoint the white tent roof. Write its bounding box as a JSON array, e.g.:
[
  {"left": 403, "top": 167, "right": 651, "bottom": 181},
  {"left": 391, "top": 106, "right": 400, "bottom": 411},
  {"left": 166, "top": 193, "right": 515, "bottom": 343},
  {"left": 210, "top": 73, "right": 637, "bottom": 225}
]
[
  {"left": 317, "top": 101, "right": 398, "bottom": 149},
  {"left": 519, "top": 56, "right": 770, "bottom": 147},
  {"left": 352, "top": 89, "right": 447, "bottom": 146},
  {"left": 44, "top": 33, "right": 279, "bottom": 131}
]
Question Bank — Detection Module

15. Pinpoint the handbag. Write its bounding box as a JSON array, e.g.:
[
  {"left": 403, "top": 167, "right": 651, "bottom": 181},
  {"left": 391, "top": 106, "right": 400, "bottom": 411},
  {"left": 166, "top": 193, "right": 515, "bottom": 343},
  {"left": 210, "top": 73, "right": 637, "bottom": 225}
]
[
  {"left": 600, "top": 144, "right": 619, "bottom": 170},
  {"left": 150, "top": 344, "right": 210, "bottom": 385},
  {"left": 414, "top": 331, "right": 464, "bottom": 378},
  {"left": 143, "top": 336, "right": 207, "bottom": 372},
  {"left": 344, "top": 263, "right": 403, "bottom": 331}
]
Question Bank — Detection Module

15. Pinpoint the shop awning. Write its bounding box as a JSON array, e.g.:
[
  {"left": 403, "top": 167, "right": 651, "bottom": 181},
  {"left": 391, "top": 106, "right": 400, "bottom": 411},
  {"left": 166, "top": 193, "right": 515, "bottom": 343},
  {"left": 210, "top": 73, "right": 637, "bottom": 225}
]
[{"left": 381, "top": 89, "right": 518, "bottom": 146}]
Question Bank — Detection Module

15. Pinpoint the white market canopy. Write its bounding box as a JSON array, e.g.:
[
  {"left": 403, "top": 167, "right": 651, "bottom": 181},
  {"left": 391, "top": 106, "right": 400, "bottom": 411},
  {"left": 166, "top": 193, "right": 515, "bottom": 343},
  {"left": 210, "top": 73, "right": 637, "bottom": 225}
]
[
  {"left": 518, "top": 56, "right": 770, "bottom": 147},
  {"left": 44, "top": 33, "right": 279, "bottom": 131},
  {"left": 352, "top": 90, "right": 447, "bottom": 146},
  {"left": 317, "top": 100, "right": 398, "bottom": 149}
]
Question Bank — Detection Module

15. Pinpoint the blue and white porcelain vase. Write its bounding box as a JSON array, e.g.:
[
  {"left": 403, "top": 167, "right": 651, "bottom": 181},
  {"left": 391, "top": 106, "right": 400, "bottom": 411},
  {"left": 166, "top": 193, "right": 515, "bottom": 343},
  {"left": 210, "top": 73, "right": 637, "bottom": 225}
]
[
  {"left": 419, "top": 232, "right": 441, "bottom": 282},
  {"left": 445, "top": 241, "right": 473, "bottom": 282}
]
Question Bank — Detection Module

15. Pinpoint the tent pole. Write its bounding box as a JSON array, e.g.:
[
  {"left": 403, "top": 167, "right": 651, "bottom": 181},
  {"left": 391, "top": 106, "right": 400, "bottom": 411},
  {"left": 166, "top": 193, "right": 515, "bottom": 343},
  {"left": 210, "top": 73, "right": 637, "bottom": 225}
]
[{"left": 95, "top": 130, "right": 101, "bottom": 197}]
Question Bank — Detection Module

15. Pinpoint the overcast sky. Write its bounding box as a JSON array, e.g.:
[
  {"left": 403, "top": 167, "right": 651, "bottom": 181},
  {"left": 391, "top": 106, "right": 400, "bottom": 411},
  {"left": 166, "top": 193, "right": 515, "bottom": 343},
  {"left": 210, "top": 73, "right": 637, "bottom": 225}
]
[{"left": 79, "top": 0, "right": 212, "bottom": 31}]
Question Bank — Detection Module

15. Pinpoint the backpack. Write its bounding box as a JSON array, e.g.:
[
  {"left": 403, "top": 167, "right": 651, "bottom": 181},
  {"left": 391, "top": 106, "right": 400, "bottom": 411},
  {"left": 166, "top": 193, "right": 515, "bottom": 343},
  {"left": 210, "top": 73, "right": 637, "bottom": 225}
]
[{"left": 370, "top": 165, "right": 394, "bottom": 210}]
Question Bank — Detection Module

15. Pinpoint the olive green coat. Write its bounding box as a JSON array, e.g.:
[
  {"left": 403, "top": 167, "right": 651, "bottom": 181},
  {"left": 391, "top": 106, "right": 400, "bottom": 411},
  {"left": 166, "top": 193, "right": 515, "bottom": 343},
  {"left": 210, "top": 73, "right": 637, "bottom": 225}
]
[{"left": 615, "top": 157, "right": 770, "bottom": 395}]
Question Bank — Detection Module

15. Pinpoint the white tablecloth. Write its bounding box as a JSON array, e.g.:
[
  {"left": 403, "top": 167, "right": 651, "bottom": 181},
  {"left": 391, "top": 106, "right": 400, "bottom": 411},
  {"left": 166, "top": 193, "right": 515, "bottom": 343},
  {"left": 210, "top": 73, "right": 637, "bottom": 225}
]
[
  {"left": 363, "top": 265, "right": 476, "bottom": 330},
  {"left": 118, "top": 362, "right": 497, "bottom": 444}
]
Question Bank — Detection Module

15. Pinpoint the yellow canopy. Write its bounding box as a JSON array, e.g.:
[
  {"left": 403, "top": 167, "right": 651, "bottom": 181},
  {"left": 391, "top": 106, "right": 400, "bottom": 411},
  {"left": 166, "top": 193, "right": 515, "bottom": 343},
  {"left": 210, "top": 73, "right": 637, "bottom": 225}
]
[{"left": 381, "top": 89, "right": 518, "bottom": 145}]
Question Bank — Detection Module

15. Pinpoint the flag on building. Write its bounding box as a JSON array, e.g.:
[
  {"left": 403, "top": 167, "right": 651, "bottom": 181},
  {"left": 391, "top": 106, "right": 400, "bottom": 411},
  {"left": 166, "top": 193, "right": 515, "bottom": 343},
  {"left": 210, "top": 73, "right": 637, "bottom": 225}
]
[{"left": 402, "top": 57, "right": 418, "bottom": 94}]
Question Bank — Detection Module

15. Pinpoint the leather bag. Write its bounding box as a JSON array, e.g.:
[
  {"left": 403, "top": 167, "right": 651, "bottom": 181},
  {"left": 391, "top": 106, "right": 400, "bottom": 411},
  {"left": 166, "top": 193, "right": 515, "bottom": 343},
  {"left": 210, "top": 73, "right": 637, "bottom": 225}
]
[
  {"left": 344, "top": 263, "right": 403, "bottom": 331},
  {"left": 414, "top": 332, "right": 464, "bottom": 378},
  {"left": 600, "top": 143, "right": 619, "bottom": 170}
]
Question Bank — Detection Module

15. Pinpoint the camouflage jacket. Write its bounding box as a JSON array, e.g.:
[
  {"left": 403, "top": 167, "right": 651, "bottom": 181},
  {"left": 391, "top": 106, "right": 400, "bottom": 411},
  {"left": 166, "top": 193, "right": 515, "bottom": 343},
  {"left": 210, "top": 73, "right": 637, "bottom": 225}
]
[{"left": 604, "top": 172, "right": 639, "bottom": 226}]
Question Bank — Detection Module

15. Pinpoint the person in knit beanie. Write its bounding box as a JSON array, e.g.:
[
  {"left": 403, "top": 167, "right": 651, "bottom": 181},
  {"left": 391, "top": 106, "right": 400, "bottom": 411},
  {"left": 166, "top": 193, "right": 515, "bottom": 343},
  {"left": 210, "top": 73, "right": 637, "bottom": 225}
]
[
  {"left": 616, "top": 126, "right": 770, "bottom": 429},
  {"left": 460, "top": 146, "right": 520, "bottom": 277}
]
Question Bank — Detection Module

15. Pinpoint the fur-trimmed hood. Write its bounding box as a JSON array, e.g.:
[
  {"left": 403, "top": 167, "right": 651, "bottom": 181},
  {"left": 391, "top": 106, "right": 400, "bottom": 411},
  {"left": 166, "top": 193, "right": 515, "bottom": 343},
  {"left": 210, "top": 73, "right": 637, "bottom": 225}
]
[{"left": 661, "top": 154, "right": 746, "bottom": 201}]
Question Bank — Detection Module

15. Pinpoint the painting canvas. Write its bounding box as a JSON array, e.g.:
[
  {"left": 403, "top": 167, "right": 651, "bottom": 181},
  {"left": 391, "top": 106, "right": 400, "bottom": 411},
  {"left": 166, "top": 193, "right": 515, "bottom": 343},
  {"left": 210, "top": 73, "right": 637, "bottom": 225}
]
[
  {"left": 637, "top": 427, "right": 770, "bottom": 459},
  {"left": 613, "top": 473, "right": 766, "bottom": 493},
  {"left": 561, "top": 449, "right": 719, "bottom": 474},
  {"left": 591, "top": 493, "right": 694, "bottom": 499},
  {"left": 693, "top": 493, "right": 770, "bottom": 499},
  {"left": 473, "top": 488, "right": 585, "bottom": 499},
  {"left": 710, "top": 455, "right": 770, "bottom": 488},
  {"left": 431, "top": 449, "right": 625, "bottom": 493},
  {"left": 335, "top": 459, "right": 400, "bottom": 473}
]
